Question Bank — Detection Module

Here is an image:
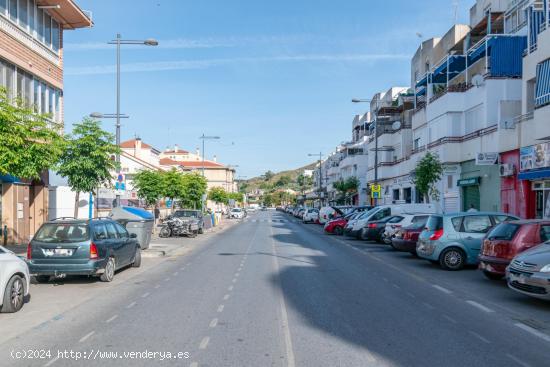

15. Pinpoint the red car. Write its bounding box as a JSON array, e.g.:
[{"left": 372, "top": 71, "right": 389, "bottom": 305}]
[
  {"left": 479, "top": 220, "right": 550, "bottom": 280},
  {"left": 391, "top": 224, "right": 425, "bottom": 255},
  {"left": 324, "top": 213, "right": 356, "bottom": 235}
]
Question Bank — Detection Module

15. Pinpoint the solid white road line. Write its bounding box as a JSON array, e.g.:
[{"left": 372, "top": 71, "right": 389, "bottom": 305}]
[
  {"left": 506, "top": 353, "right": 532, "bottom": 367},
  {"left": 126, "top": 302, "right": 136, "bottom": 309},
  {"left": 515, "top": 323, "right": 550, "bottom": 343},
  {"left": 79, "top": 331, "right": 95, "bottom": 343},
  {"left": 217, "top": 305, "right": 225, "bottom": 313},
  {"left": 199, "top": 337, "right": 210, "bottom": 350},
  {"left": 44, "top": 357, "right": 59, "bottom": 367},
  {"left": 106, "top": 315, "right": 118, "bottom": 323},
  {"left": 432, "top": 285, "right": 453, "bottom": 294},
  {"left": 469, "top": 330, "right": 491, "bottom": 344},
  {"left": 466, "top": 300, "right": 495, "bottom": 313},
  {"left": 209, "top": 318, "right": 218, "bottom": 328}
]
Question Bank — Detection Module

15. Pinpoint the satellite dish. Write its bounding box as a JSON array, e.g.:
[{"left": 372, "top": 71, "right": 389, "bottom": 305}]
[{"left": 472, "top": 75, "right": 484, "bottom": 87}]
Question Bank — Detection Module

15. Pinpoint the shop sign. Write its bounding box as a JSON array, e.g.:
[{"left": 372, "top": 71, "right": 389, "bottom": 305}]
[
  {"left": 476, "top": 152, "right": 498, "bottom": 165},
  {"left": 520, "top": 143, "right": 550, "bottom": 172},
  {"left": 457, "top": 177, "right": 480, "bottom": 186},
  {"left": 443, "top": 164, "right": 460, "bottom": 175}
]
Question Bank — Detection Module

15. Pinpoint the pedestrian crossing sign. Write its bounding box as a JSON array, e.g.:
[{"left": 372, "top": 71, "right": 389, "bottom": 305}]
[{"left": 371, "top": 184, "right": 381, "bottom": 199}]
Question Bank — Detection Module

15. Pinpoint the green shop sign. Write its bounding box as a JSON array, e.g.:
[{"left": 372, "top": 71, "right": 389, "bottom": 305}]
[{"left": 457, "top": 177, "right": 480, "bottom": 187}]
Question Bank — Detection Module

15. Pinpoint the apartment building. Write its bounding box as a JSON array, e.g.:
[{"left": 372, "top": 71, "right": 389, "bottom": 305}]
[{"left": 0, "top": 0, "right": 91, "bottom": 243}]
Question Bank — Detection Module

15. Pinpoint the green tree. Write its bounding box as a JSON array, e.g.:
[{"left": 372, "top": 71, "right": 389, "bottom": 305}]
[
  {"left": 161, "top": 169, "right": 185, "bottom": 212},
  {"left": 275, "top": 175, "right": 291, "bottom": 187},
  {"left": 262, "top": 193, "right": 273, "bottom": 207},
  {"left": 208, "top": 187, "right": 228, "bottom": 205},
  {"left": 227, "top": 192, "right": 244, "bottom": 203},
  {"left": 263, "top": 170, "right": 275, "bottom": 181},
  {"left": 179, "top": 173, "right": 208, "bottom": 210},
  {"left": 56, "top": 118, "right": 119, "bottom": 217},
  {"left": 0, "top": 88, "right": 65, "bottom": 179},
  {"left": 333, "top": 177, "right": 359, "bottom": 204},
  {"left": 413, "top": 152, "right": 443, "bottom": 203},
  {"left": 133, "top": 169, "right": 165, "bottom": 207}
]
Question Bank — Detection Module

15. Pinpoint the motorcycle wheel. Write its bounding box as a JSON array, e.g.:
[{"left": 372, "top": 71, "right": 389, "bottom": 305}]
[{"left": 159, "top": 227, "right": 171, "bottom": 238}]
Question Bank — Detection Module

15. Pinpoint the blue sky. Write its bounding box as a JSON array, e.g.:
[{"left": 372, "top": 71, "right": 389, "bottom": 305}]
[{"left": 63, "top": 0, "right": 470, "bottom": 179}]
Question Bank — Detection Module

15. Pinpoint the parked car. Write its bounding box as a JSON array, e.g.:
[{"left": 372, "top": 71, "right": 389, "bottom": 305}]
[
  {"left": 325, "top": 212, "right": 358, "bottom": 235},
  {"left": 171, "top": 209, "right": 204, "bottom": 234},
  {"left": 230, "top": 208, "right": 245, "bottom": 219},
  {"left": 506, "top": 243, "right": 550, "bottom": 300},
  {"left": 391, "top": 223, "right": 426, "bottom": 255},
  {"left": 27, "top": 218, "right": 141, "bottom": 283},
  {"left": 359, "top": 215, "right": 405, "bottom": 241},
  {"left": 479, "top": 220, "right": 550, "bottom": 280},
  {"left": 0, "top": 246, "right": 30, "bottom": 313},
  {"left": 319, "top": 206, "right": 345, "bottom": 224},
  {"left": 302, "top": 208, "right": 319, "bottom": 223},
  {"left": 383, "top": 213, "right": 430, "bottom": 244},
  {"left": 350, "top": 204, "right": 437, "bottom": 238},
  {"left": 416, "top": 212, "right": 519, "bottom": 270}
]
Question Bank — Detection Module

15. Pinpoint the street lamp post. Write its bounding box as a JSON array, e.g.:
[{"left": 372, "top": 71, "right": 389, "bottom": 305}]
[
  {"left": 308, "top": 152, "right": 323, "bottom": 207},
  {"left": 352, "top": 98, "right": 380, "bottom": 205},
  {"left": 97, "top": 34, "right": 158, "bottom": 207},
  {"left": 199, "top": 134, "right": 221, "bottom": 177}
]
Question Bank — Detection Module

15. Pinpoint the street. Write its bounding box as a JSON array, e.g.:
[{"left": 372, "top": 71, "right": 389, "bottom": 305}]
[{"left": 1, "top": 211, "right": 549, "bottom": 367}]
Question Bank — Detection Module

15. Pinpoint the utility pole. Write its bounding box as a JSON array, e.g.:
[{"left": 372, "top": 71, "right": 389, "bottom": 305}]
[{"left": 308, "top": 152, "right": 323, "bottom": 207}]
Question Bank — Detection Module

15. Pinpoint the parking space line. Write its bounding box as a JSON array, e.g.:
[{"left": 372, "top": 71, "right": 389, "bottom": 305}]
[
  {"left": 209, "top": 318, "right": 218, "bottom": 328},
  {"left": 217, "top": 305, "right": 224, "bottom": 313},
  {"left": 515, "top": 323, "right": 550, "bottom": 343},
  {"left": 106, "top": 315, "right": 118, "bottom": 323},
  {"left": 44, "top": 357, "right": 59, "bottom": 367},
  {"left": 469, "top": 330, "right": 490, "bottom": 344},
  {"left": 142, "top": 292, "right": 150, "bottom": 298},
  {"left": 79, "top": 331, "right": 95, "bottom": 343},
  {"left": 466, "top": 300, "right": 495, "bottom": 313},
  {"left": 442, "top": 315, "right": 457, "bottom": 324},
  {"left": 506, "top": 353, "right": 531, "bottom": 367},
  {"left": 432, "top": 285, "right": 453, "bottom": 294},
  {"left": 126, "top": 302, "right": 136, "bottom": 309},
  {"left": 199, "top": 337, "right": 210, "bottom": 350}
]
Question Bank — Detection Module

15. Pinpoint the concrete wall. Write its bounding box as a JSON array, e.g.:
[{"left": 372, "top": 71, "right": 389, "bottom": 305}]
[{"left": 460, "top": 160, "right": 501, "bottom": 212}]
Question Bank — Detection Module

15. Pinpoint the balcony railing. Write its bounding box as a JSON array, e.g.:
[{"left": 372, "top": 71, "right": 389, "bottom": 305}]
[
  {"left": 426, "top": 124, "right": 498, "bottom": 149},
  {"left": 513, "top": 111, "right": 534, "bottom": 124}
]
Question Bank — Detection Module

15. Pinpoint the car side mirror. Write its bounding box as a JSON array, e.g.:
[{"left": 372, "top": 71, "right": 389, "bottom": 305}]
[{"left": 130, "top": 233, "right": 138, "bottom": 239}]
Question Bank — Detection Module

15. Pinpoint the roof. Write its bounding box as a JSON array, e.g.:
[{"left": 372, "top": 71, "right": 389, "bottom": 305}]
[
  {"left": 163, "top": 149, "right": 190, "bottom": 154},
  {"left": 159, "top": 158, "right": 182, "bottom": 166},
  {"left": 120, "top": 139, "right": 153, "bottom": 149},
  {"left": 179, "top": 161, "right": 225, "bottom": 168},
  {"left": 37, "top": 0, "right": 93, "bottom": 29}
]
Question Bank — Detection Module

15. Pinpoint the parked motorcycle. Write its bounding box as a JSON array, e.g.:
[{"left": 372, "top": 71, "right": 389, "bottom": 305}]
[{"left": 158, "top": 217, "right": 199, "bottom": 238}]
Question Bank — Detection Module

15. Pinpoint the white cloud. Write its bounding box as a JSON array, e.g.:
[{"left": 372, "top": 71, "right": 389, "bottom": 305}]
[{"left": 66, "top": 53, "right": 409, "bottom": 76}]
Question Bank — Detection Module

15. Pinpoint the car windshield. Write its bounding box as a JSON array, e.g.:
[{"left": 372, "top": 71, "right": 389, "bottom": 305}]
[
  {"left": 487, "top": 223, "right": 520, "bottom": 241},
  {"left": 358, "top": 207, "right": 378, "bottom": 219},
  {"left": 232, "top": 208, "right": 242, "bottom": 212},
  {"left": 174, "top": 210, "right": 199, "bottom": 218},
  {"left": 34, "top": 223, "right": 90, "bottom": 243},
  {"left": 425, "top": 216, "right": 443, "bottom": 231}
]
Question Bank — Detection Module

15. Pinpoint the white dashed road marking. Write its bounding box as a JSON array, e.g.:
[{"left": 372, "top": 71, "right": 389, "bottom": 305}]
[
  {"left": 106, "top": 315, "right": 118, "bottom": 323},
  {"left": 154, "top": 284, "right": 161, "bottom": 289},
  {"left": 44, "top": 357, "right": 59, "bottom": 367},
  {"left": 190, "top": 362, "right": 198, "bottom": 367},
  {"left": 423, "top": 302, "right": 435, "bottom": 310},
  {"left": 442, "top": 315, "right": 457, "bottom": 324},
  {"left": 228, "top": 285, "right": 234, "bottom": 291},
  {"left": 223, "top": 294, "right": 230, "bottom": 300},
  {"left": 142, "top": 292, "right": 150, "bottom": 298},
  {"left": 199, "top": 337, "right": 210, "bottom": 350},
  {"left": 432, "top": 285, "right": 453, "bottom": 294},
  {"left": 217, "top": 305, "right": 224, "bottom": 313},
  {"left": 209, "top": 318, "right": 218, "bottom": 328},
  {"left": 469, "top": 330, "right": 490, "bottom": 344},
  {"left": 79, "top": 331, "right": 95, "bottom": 343},
  {"left": 506, "top": 353, "right": 532, "bottom": 367},
  {"left": 515, "top": 323, "right": 550, "bottom": 343},
  {"left": 126, "top": 302, "right": 136, "bottom": 309},
  {"left": 466, "top": 300, "right": 495, "bottom": 313}
]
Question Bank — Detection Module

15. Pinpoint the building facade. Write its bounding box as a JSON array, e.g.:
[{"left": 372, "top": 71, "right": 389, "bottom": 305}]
[{"left": 0, "top": 0, "right": 91, "bottom": 244}]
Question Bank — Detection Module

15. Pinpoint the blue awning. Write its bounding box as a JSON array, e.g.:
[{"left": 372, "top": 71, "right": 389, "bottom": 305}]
[
  {"left": 415, "top": 74, "right": 429, "bottom": 88},
  {"left": 0, "top": 174, "right": 22, "bottom": 183},
  {"left": 519, "top": 168, "right": 550, "bottom": 180},
  {"left": 416, "top": 87, "right": 426, "bottom": 97},
  {"left": 431, "top": 55, "right": 467, "bottom": 84},
  {"left": 468, "top": 42, "right": 487, "bottom": 65},
  {"left": 535, "top": 59, "right": 550, "bottom": 107}
]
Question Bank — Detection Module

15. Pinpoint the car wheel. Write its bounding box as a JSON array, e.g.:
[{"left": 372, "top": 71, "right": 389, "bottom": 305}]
[
  {"left": 159, "top": 227, "right": 171, "bottom": 238},
  {"left": 334, "top": 226, "right": 343, "bottom": 236},
  {"left": 100, "top": 258, "right": 116, "bottom": 282},
  {"left": 358, "top": 229, "right": 367, "bottom": 240},
  {"left": 483, "top": 271, "right": 503, "bottom": 280},
  {"left": 132, "top": 247, "right": 142, "bottom": 268},
  {"left": 35, "top": 275, "right": 50, "bottom": 283},
  {"left": 188, "top": 231, "right": 198, "bottom": 238},
  {"left": 198, "top": 228, "right": 204, "bottom": 234},
  {"left": 1, "top": 275, "right": 25, "bottom": 313},
  {"left": 439, "top": 248, "right": 465, "bottom": 271}
]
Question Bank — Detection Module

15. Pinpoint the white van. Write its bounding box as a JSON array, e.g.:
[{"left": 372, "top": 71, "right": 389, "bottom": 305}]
[{"left": 350, "top": 204, "right": 437, "bottom": 236}]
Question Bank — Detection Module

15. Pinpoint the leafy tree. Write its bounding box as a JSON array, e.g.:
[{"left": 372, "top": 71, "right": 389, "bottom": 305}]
[
  {"left": 262, "top": 193, "right": 273, "bottom": 207},
  {"left": 179, "top": 173, "right": 208, "bottom": 210},
  {"left": 133, "top": 169, "right": 165, "bottom": 207},
  {"left": 333, "top": 177, "right": 359, "bottom": 204},
  {"left": 275, "top": 175, "right": 291, "bottom": 187},
  {"left": 161, "top": 169, "right": 186, "bottom": 212},
  {"left": 56, "top": 118, "right": 119, "bottom": 217},
  {"left": 227, "top": 192, "right": 244, "bottom": 203},
  {"left": 263, "top": 170, "right": 275, "bottom": 181},
  {"left": 0, "top": 88, "right": 65, "bottom": 179},
  {"left": 296, "top": 173, "right": 314, "bottom": 193},
  {"left": 208, "top": 187, "right": 228, "bottom": 205},
  {"left": 413, "top": 152, "right": 443, "bottom": 203}
]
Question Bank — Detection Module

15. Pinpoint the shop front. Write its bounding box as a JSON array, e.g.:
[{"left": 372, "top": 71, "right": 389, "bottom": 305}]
[
  {"left": 518, "top": 143, "right": 550, "bottom": 219},
  {"left": 458, "top": 160, "right": 500, "bottom": 212},
  {"left": 500, "top": 149, "right": 534, "bottom": 218}
]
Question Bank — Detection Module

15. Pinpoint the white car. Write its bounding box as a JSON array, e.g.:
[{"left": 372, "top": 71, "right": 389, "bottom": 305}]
[
  {"left": 382, "top": 213, "right": 431, "bottom": 244},
  {"left": 302, "top": 208, "right": 319, "bottom": 223},
  {"left": 0, "top": 246, "right": 30, "bottom": 313},
  {"left": 230, "top": 208, "right": 245, "bottom": 219},
  {"left": 352, "top": 204, "right": 437, "bottom": 235}
]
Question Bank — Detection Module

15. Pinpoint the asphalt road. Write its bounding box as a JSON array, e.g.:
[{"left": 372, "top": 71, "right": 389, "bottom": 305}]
[{"left": 2, "top": 210, "right": 550, "bottom": 367}]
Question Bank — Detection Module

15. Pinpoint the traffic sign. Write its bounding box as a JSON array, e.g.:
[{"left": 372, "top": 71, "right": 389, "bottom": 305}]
[{"left": 371, "top": 184, "right": 381, "bottom": 199}]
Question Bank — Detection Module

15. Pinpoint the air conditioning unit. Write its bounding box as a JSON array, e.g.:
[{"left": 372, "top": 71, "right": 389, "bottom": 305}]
[{"left": 499, "top": 163, "right": 515, "bottom": 177}]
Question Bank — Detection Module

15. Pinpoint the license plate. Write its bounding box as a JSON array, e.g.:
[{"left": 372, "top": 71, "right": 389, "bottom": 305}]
[{"left": 44, "top": 249, "right": 73, "bottom": 257}]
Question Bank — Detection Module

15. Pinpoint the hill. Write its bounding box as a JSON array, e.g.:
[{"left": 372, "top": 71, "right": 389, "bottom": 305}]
[{"left": 242, "top": 163, "right": 317, "bottom": 194}]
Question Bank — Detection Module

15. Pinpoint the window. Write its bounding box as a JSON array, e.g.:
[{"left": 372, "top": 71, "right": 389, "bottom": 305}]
[
  {"left": 487, "top": 223, "right": 520, "bottom": 241},
  {"left": 462, "top": 215, "right": 492, "bottom": 233},
  {"left": 8, "top": 0, "right": 16, "bottom": 22},
  {"left": 447, "top": 175, "right": 453, "bottom": 189},
  {"left": 48, "top": 86, "right": 54, "bottom": 116},
  {"left": 541, "top": 226, "right": 550, "bottom": 242},
  {"left": 34, "top": 223, "right": 90, "bottom": 243},
  {"left": 94, "top": 224, "right": 108, "bottom": 240},
  {"left": 33, "top": 78, "right": 39, "bottom": 112},
  {"left": 28, "top": 0, "right": 34, "bottom": 35},
  {"left": 414, "top": 138, "right": 420, "bottom": 150},
  {"left": 493, "top": 215, "right": 517, "bottom": 224},
  {"left": 388, "top": 216, "right": 404, "bottom": 223},
  {"left": 451, "top": 217, "right": 462, "bottom": 231},
  {"left": 18, "top": 0, "right": 27, "bottom": 29},
  {"left": 105, "top": 223, "right": 119, "bottom": 239},
  {"left": 44, "top": 12, "right": 51, "bottom": 46},
  {"left": 114, "top": 223, "right": 129, "bottom": 239},
  {"left": 51, "top": 19, "right": 59, "bottom": 51},
  {"left": 411, "top": 215, "right": 429, "bottom": 226},
  {"left": 40, "top": 81, "right": 46, "bottom": 114},
  {"left": 535, "top": 60, "right": 550, "bottom": 107},
  {"left": 36, "top": 7, "right": 44, "bottom": 42},
  {"left": 372, "top": 208, "right": 391, "bottom": 221},
  {"left": 0, "top": 0, "right": 6, "bottom": 15}
]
